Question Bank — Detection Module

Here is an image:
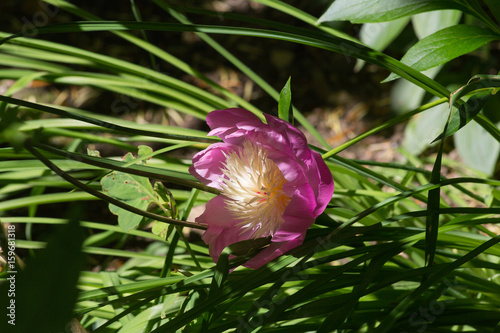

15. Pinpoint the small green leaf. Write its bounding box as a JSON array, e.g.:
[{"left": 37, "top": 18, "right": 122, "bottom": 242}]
[
  {"left": 385, "top": 25, "right": 500, "bottom": 82},
  {"left": 152, "top": 221, "right": 169, "bottom": 239},
  {"left": 154, "top": 182, "right": 177, "bottom": 218},
  {"left": 318, "top": 0, "right": 466, "bottom": 24},
  {"left": 86, "top": 148, "right": 101, "bottom": 157},
  {"left": 434, "top": 75, "right": 500, "bottom": 141},
  {"left": 102, "top": 169, "right": 153, "bottom": 231},
  {"left": 151, "top": 182, "right": 177, "bottom": 239},
  {"left": 101, "top": 146, "right": 165, "bottom": 231},
  {"left": 137, "top": 144, "right": 153, "bottom": 161},
  {"left": 278, "top": 77, "right": 292, "bottom": 124}
]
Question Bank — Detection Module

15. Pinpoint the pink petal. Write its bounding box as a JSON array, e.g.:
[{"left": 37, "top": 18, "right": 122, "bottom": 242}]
[
  {"left": 191, "top": 108, "right": 335, "bottom": 270},
  {"left": 272, "top": 184, "right": 316, "bottom": 242},
  {"left": 196, "top": 196, "right": 234, "bottom": 226},
  {"left": 308, "top": 151, "right": 334, "bottom": 217},
  {"left": 189, "top": 142, "right": 235, "bottom": 190},
  {"left": 206, "top": 108, "right": 263, "bottom": 143},
  {"left": 264, "top": 113, "right": 312, "bottom": 164},
  {"left": 199, "top": 197, "right": 255, "bottom": 263}
]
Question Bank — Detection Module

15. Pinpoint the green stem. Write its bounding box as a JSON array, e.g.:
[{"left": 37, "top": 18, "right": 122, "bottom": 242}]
[
  {"left": 24, "top": 140, "right": 209, "bottom": 230},
  {"left": 0, "top": 94, "right": 217, "bottom": 143},
  {"left": 464, "top": 0, "right": 500, "bottom": 34},
  {"left": 31, "top": 141, "right": 221, "bottom": 195},
  {"left": 322, "top": 97, "right": 448, "bottom": 159}
]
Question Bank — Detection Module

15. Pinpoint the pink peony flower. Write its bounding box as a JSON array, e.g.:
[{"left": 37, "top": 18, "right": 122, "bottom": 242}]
[{"left": 189, "top": 108, "right": 334, "bottom": 268}]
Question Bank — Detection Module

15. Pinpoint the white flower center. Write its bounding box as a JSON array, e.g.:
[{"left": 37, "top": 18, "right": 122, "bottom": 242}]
[{"left": 220, "top": 140, "right": 291, "bottom": 238}]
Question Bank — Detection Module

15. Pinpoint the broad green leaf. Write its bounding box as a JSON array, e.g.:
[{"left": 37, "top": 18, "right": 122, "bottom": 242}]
[
  {"left": 411, "top": 10, "right": 462, "bottom": 40},
  {"left": 436, "top": 75, "right": 500, "bottom": 140},
  {"left": 355, "top": 17, "right": 410, "bottom": 71},
  {"left": 385, "top": 25, "right": 500, "bottom": 82},
  {"left": 278, "top": 76, "right": 292, "bottom": 123},
  {"left": 318, "top": 0, "right": 466, "bottom": 24},
  {"left": 454, "top": 119, "right": 500, "bottom": 176},
  {"left": 388, "top": 10, "right": 461, "bottom": 112}
]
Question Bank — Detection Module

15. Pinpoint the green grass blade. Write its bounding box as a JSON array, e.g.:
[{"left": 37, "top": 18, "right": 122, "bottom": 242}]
[
  {"left": 0, "top": 95, "right": 216, "bottom": 142},
  {"left": 375, "top": 235, "right": 500, "bottom": 332},
  {"left": 1, "top": 21, "right": 451, "bottom": 103}
]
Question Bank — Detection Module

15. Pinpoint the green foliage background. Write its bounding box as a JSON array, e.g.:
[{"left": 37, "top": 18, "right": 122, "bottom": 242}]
[{"left": 0, "top": 1, "right": 500, "bottom": 332}]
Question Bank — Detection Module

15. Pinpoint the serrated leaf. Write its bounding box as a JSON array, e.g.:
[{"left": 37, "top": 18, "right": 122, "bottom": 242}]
[
  {"left": 385, "top": 25, "right": 500, "bottom": 82},
  {"left": 278, "top": 77, "right": 292, "bottom": 124},
  {"left": 102, "top": 170, "right": 154, "bottom": 231},
  {"left": 318, "top": 0, "right": 466, "bottom": 24},
  {"left": 152, "top": 221, "right": 169, "bottom": 239},
  {"left": 101, "top": 146, "right": 163, "bottom": 231}
]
